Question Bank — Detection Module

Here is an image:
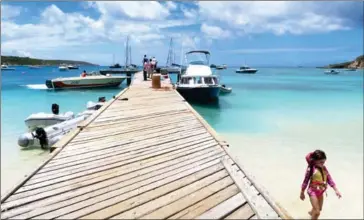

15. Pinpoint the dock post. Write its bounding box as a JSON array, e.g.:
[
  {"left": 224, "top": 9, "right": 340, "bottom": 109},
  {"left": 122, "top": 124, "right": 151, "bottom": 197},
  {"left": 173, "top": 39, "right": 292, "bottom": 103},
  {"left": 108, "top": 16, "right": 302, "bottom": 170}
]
[{"left": 126, "top": 72, "right": 132, "bottom": 86}]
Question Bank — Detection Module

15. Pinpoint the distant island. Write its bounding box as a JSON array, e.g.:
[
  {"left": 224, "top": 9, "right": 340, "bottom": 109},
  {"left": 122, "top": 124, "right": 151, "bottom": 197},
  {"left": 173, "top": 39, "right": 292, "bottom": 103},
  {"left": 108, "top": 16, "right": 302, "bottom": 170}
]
[
  {"left": 318, "top": 55, "right": 364, "bottom": 69},
  {"left": 1, "top": 56, "right": 98, "bottom": 66}
]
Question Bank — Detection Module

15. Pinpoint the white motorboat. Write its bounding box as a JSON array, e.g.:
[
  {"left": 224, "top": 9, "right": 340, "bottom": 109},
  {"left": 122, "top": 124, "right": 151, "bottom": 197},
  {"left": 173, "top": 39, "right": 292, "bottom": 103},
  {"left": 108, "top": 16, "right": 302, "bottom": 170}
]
[
  {"left": 18, "top": 114, "right": 89, "bottom": 148},
  {"left": 176, "top": 50, "right": 221, "bottom": 102},
  {"left": 25, "top": 111, "right": 74, "bottom": 131},
  {"left": 28, "top": 65, "right": 41, "bottom": 69},
  {"left": 59, "top": 65, "right": 68, "bottom": 71},
  {"left": 220, "top": 84, "right": 232, "bottom": 94},
  {"left": 67, "top": 64, "right": 79, "bottom": 69},
  {"left": 324, "top": 69, "right": 339, "bottom": 74},
  {"left": 45, "top": 72, "right": 126, "bottom": 89},
  {"left": 236, "top": 65, "right": 258, "bottom": 74},
  {"left": 1, "top": 64, "right": 15, "bottom": 71}
]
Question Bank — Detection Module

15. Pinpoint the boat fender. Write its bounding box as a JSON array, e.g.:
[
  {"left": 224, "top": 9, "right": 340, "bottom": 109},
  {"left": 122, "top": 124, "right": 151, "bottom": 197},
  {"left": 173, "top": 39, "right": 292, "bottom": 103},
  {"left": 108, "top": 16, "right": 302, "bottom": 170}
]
[
  {"left": 33, "top": 127, "right": 48, "bottom": 149},
  {"left": 52, "top": 103, "right": 59, "bottom": 115}
]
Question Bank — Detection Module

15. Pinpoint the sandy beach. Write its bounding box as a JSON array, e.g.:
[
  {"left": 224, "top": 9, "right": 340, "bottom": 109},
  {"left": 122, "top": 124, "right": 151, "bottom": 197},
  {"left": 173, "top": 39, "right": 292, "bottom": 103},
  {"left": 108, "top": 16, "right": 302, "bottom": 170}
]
[{"left": 222, "top": 119, "right": 363, "bottom": 219}]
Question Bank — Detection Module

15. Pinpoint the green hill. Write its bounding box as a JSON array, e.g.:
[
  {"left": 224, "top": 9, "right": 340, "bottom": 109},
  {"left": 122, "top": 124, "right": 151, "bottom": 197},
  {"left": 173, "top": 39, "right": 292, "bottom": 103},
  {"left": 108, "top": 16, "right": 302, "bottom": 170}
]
[{"left": 1, "top": 56, "right": 98, "bottom": 66}]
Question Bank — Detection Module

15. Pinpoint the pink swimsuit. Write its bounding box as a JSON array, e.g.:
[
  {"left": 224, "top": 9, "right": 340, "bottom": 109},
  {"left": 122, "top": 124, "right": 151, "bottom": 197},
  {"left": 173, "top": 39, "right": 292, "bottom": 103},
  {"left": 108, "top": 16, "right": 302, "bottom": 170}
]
[{"left": 301, "top": 166, "right": 336, "bottom": 197}]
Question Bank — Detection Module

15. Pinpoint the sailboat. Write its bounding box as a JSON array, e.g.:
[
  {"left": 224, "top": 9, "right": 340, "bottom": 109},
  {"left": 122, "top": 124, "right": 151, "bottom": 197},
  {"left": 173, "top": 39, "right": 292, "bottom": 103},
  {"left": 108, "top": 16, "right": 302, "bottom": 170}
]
[
  {"left": 109, "top": 54, "right": 122, "bottom": 69},
  {"left": 161, "top": 38, "right": 181, "bottom": 74}
]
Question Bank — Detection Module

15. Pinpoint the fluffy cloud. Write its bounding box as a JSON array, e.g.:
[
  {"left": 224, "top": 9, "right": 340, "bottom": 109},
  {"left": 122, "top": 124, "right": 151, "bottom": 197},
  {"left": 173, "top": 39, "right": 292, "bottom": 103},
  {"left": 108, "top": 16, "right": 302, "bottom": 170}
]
[
  {"left": 89, "top": 1, "right": 170, "bottom": 20},
  {"left": 197, "top": 1, "right": 363, "bottom": 35},
  {"left": 1, "top": 5, "right": 23, "bottom": 20},
  {"left": 201, "top": 23, "right": 231, "bottom": 39},
  {"left": 224, "top": 47, "right": 346, "bottom": 54}
]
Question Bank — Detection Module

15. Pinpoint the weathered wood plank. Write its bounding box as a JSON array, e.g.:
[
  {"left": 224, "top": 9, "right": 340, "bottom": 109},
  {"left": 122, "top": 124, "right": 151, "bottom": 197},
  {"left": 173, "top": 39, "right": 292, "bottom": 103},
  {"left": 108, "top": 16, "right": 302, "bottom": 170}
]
[
  {"left": 196, "top": 193, "right": 247, "bottom": 219},
  {"left": 59, "top": 165, "right": 228, "bottom": 219},
  {"left": 222, "top": 159, "right": 279, "bottom": 219},
  {"left": 224, "top": 203, "right": 255, "bottom": 219},
  {"left": 138, "top": 178, "right": 235, "bottom": 219},
  {"left": 168, "top": 184, "right": 240, "bottom": 219},
  {"left": 9, "top": 157, "right": 227, "bottom": 219},
  {"left": 2, "top": 151, "right": 225, "bottom": 219}
]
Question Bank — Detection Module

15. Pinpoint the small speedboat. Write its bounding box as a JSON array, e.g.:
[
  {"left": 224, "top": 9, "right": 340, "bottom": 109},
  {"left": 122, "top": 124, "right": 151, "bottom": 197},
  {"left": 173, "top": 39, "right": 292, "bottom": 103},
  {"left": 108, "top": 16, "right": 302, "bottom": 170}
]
[
  {"left": 1, "top": 64, "right": 15, "bottom": 71},
  {"left": 45, "top": 73, "right": 126, "bottom": 89},
  {"left": 236, "top": 66, "right": 258, "bottom": 74},
  {"left": 67, "top": 65, "right": 79, "bottom": 69},
  {"left": 59, "top": 65, "right": 68, "bottom": 71},
  {"left": 220, "top": 84, "right": 232, "bottom": 94},
  {"left": 324, "top": 69, "right": 339, "bottom": 74},
  {"left": 28, "top": 65, "right": 41, "bottom": 69}
]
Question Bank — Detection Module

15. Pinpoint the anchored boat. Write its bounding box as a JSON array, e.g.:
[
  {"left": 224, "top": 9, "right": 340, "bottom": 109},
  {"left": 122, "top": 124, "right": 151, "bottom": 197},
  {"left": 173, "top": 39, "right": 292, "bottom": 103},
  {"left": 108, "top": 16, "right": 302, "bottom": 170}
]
[
  {"left": 176, "top": 50, "right": 220, "bottom": 102},
  {"left": 236, "top": 65, "right": 258, "bottom": 74},
  {"left": 45, "top": 72, "right": 126, "bottom": 89}
]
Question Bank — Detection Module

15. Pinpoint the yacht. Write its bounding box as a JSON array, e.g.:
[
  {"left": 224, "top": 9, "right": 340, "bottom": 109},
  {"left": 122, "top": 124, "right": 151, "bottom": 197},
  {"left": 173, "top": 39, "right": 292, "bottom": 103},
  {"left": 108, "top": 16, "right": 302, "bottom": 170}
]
[
  {"left": 1, "top": 64, "right": 15, "bottom": 71},
  {"left": 59, "top": 64, "right": 68, "bottom": 71},
  {"left": 236, "top": 65, "right": 258, "bottom": 74},
  {"left": 67, "top": 64, "right": 79, "bottom": 69},
  {"left": 176, "top": 50, "right": 220, "bottom": 102}
]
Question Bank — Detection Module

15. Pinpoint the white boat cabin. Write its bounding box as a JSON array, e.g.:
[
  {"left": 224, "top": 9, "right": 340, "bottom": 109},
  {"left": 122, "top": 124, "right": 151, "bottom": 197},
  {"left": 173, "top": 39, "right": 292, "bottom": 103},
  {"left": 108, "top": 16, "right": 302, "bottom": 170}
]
[{"left": 179, "top": 75, "right": 219, "bottom": 86}]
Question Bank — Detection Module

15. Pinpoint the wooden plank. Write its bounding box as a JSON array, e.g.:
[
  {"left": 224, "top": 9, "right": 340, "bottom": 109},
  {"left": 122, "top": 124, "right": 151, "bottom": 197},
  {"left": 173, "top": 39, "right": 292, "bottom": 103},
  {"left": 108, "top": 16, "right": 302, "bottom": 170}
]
[
  {"left": 63, "top": 121, "right": 203, "bottom": 149},
  {"left": 7, "top": 156, "right": 226, "bottom": 219},
  {"left": 196, "top": 193, "right": 247, "bottom": 219},
  {"left": 10, "top": 144, "right": 221, "bottom": 201},
  {"left": 138, "top": 178, "right": 235, "bottom": 219},
  {"left": 221, "top": 147, "right": 292, "bottom": 219},
  {"left": 8, "top": 137, "right": 216, "bottom": 202},
  {"left": 2, "top": 151, "right": 225, "bottom": 219},
  {"left": 34, "top": 138, "right": 216, "bottom": 179},
  {"left": 47, "top": 130, "right": 210, "bottom": 167},
  {"left": 168, "top": 184, "right": 239, "bottom": 219},
  {"left": 71, "top": 118, "right": 198, "bottom": 143},
  {"left": 224, "top": 204, "right": 255, "bottom": 219},
  {"left": 56, "top": 164, "right": 227, "bottom": 219},
  {"left": 41, "top": 133, "right": 212, "bottom": 171},
  {"left": 22, "top": 139, "right": 216, "bottom": 190},
  {"left": 222, "top": 159, "right": 279, "bottom": 219},
  {"left": 53, "top": 126, "right": 207, "bottom": 159}
]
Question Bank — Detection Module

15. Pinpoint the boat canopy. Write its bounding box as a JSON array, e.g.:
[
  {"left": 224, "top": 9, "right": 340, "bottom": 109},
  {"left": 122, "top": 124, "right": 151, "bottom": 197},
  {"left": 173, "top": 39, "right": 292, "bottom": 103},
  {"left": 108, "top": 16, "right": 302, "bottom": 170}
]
[
  {"left": 185, "top": 50, "right": 211, "bottom": 65},
  {"left": 186, "top": 50, "right": 210, "bottom": 55}
]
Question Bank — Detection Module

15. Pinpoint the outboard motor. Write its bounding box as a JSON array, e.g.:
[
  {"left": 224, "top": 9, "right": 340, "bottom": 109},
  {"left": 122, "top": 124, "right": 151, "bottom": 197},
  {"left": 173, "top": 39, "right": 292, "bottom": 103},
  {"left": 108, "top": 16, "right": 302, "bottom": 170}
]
[{"left": 52, "top": 103, "right": 59, "bottom": 115}]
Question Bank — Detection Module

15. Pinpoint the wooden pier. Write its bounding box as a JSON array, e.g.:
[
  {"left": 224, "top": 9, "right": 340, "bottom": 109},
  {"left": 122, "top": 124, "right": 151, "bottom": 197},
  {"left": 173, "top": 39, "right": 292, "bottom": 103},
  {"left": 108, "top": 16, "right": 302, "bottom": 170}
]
[{"left": 1, "top": 72, "right": 291, "bottom": 219}]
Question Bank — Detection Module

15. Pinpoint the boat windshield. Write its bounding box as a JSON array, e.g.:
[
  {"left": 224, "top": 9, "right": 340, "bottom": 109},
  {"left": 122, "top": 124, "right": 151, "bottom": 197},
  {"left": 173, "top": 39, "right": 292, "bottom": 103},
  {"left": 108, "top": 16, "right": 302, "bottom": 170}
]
[{"left": 186, "top": 52, "right": 210, "bottom": 65}]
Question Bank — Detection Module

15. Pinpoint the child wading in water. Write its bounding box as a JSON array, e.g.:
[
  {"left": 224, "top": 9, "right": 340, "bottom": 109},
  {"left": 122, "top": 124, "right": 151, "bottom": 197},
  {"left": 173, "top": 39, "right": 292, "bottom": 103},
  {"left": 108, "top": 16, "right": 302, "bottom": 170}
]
[{"left": 300, "top": 150, "right": 342, "bottom": 220}]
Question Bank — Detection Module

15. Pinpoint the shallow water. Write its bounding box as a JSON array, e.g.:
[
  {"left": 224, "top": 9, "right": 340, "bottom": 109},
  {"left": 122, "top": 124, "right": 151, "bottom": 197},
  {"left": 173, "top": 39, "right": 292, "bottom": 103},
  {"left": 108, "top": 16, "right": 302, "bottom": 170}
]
[{"left": 1, "top": 67, "right": 363, "bottom": 218}]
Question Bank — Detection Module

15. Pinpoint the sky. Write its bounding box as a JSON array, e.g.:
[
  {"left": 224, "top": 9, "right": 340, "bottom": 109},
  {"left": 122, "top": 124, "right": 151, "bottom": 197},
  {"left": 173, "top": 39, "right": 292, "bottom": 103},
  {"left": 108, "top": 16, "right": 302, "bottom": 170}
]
[{"left": 1, "top": 1, "right": 363, "bottom": 67}]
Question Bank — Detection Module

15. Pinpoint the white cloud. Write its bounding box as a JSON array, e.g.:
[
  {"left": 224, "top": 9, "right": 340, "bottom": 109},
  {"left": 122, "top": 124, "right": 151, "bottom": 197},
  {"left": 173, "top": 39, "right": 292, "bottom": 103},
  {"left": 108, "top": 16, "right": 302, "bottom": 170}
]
[
  {"left": 165, "top": 2, "right": 177, "bottom": 10},
  {"left": 197, "top": 1, "right": 360, "bottom": 35},
  {"left": 91, "top": 1, "right": 170, "bottom": 20},
  {"left": 201, "top": 23, "right": 231, "bottom": 39},
  {"left": 1, "top": 5, "right": 23, "bottom": 20},
  {"left": 224, "top": 47, "right": 346, "bottom": 54},
  {"left": 181, "top": 7, "right": 198, "bottom": 19}
]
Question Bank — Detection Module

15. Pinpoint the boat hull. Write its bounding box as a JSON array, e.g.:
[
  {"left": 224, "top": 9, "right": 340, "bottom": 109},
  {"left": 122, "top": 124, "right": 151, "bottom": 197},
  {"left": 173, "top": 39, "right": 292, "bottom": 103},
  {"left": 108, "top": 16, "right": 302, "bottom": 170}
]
[
  {"left": 45, "top": 76, "right": 125, "bottom": 89},
  {"left": 176, "top": 86, "right": 220, "bottom": 102},
  {"left": 236, "top": 69, "right": 258, "bottom": 74}
]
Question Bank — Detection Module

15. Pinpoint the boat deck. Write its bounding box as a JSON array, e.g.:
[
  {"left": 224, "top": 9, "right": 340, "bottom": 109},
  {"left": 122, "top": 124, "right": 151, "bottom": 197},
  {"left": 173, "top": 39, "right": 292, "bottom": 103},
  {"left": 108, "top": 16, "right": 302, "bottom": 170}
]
[{"left": 1, "top": 72, "right": 291, "bottom": 219}]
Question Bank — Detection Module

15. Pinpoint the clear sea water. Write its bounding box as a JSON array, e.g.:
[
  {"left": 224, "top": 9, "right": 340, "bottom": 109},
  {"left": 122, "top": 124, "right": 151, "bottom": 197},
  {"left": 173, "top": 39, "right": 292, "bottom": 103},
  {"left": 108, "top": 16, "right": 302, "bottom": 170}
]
[{"left": 1, "top": 66, "right": 363, "bottom": 218}]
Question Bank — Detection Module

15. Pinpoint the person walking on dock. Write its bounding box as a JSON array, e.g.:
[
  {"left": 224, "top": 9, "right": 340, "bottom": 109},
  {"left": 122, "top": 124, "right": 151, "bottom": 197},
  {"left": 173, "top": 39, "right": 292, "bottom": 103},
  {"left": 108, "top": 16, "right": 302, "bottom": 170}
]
[{"left": 148, "top": 59, "right": 154, "bottom": 79}]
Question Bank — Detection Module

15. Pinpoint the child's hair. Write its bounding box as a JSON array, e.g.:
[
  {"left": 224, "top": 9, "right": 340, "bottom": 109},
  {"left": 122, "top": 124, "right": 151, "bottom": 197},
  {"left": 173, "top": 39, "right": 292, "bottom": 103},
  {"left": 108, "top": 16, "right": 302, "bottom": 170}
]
[
  {"left": 308, "top": 150, "right": 327, "bottom": 180},
  {"left": 310, "top": 150, "right": 327, "bottom": 163}
]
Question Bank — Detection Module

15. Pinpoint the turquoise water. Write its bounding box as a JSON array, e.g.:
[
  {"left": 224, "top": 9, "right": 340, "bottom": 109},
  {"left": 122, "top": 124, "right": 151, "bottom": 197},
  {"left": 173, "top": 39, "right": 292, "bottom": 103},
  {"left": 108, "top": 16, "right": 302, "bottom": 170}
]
[{"left": 1, "top": 66, "right": 363, "bottom": 217}]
